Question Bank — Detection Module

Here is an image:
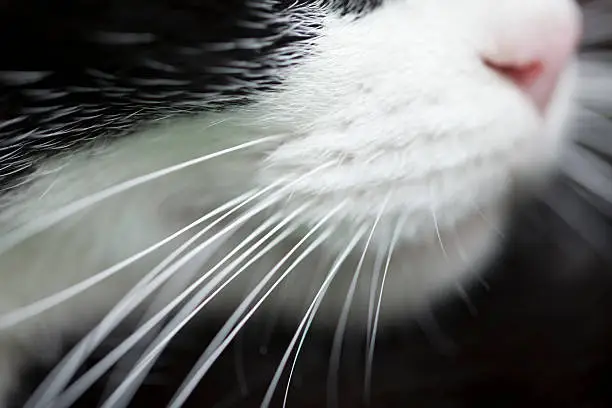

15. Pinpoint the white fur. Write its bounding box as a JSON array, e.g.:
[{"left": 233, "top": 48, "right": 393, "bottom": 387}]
[{"left": 0, "top": 0, "right": 583, "bottom": 404}]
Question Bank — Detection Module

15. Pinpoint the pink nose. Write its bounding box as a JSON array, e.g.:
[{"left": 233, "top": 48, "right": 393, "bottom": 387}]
[{"left": 482, "top": 2, "right": 582, "bottom": 113}]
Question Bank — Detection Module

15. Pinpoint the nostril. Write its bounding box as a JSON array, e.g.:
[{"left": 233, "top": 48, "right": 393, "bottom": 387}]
[
  {"left": 483, "top": 56, "right": 565, "bottom": 114},
  {"left": 479, "top": 0, "right": 582, "bottom": 114},
  {"left": 484, "top": 59, "right": 544, "bottom": 90}
]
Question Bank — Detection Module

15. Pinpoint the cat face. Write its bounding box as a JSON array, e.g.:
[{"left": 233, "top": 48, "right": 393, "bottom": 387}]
[
  {"left": 255, "top": 0, "right": 582, "bottom": 242},
  {"left": 0, "top": 1, "right": 598, "bottom": 406},
  {"left": 0, "top": 0, "right": 585, "bottom": 336},
  {"left": 231, "top": 0, "right": 585, "bottom": 306}
]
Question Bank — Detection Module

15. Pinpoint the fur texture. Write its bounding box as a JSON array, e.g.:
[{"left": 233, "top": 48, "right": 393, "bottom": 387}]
[{"left": 1, "top": 0, "right": 612, "bottom": 407}]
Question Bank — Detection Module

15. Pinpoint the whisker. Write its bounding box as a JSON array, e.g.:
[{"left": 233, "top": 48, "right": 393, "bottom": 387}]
[
  {"left": 431, "top": 206, "right": 449, "bottom": 259},
  {"left": 0, "top": 189, "right": 261, "bottom": 331},
  {"left": 365, "top": 244, "right": 386, "bottom": 362},
  {"left": 261, "top": 227, "right": 367, "bottom": 408},
  {"left": 364, "top": 215, "right": 406, "bottom": 404},
  {"left": 327, "top": 195, "right": 389, "bottom": 408},
  {"left": 95, "top": 168, "right": 335, "bottom": 408},
  {"left": 48, "top": 204, "right": 304, "bottom": 408},
  {"left": 103, "top": 237, "right": 223, "bottom": 400},
  {"left": 98, "top": 192, "right": 295, "bottom": 399},
  {"left": 167, "top": 204, "right": 346, "bottom": 408},
  {"left": 30, "top": 164, "right": 333, "bottom": 408},
  {"left": 99, "top": 213, "right": 287, "bottom": 402},
  {"left": 297, "top": 248, "right": 335, "bottom": 325},
  {"left": 23, "top": 186, "right": 283, "bottom": 408},
  {"left": 98, "top": 207, "right": 308, "bottom": 408},
  {"left": 446, "top": 226, "right": 479, "bottom": 315},
  {"left": 0, "top": 136, "right": 279, "bottom": 256},
  {"left": 259, "top": 243, "right": 332, "bottom": 356}
]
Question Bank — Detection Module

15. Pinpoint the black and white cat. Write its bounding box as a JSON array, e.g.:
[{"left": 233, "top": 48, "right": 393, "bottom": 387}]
[{"left": 1, "top": 0, "right": 612, "bottom": 406}]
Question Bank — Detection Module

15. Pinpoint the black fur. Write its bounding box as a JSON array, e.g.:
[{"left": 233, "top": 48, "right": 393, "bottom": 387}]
[
  {"left": 0, "top": 0, "right": 312, "bottom": 190},
  {"left": 0, "top": 0, "right": 384, "bottom": 191}
]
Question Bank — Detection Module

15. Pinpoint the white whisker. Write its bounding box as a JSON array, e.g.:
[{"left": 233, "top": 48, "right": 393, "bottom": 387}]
[
  {"left": 49, "top": 205, "right": 301, "bottom": 408},
  {"left": 31, "top": 164, "right": 333, "bottom": 408},
  {"left": 102, "top": 232, "right": 222, "bottom": 400},
  {"left": 94, "top": 165, "right": 334, "bottom": 408},
  {"left": 23, "top": 186, "right": 283, "bottom": 408},
  {"left": 168, "top": 204, "right": 347, "bottom": 408},
  {"left": 0, "top": 136, "right": 278, "bottom": 256},
  {"left": 261, "top": 227, "right": 367, "bottom": 408},
  {"left": 366, "top": 244, "right": 386, "bottom": 358},
  {"left": 99, "top": 214, "right": 288, "bottom": 401},
  {"left": 260, "top": 231, "right": 332, "bottom": 356},
  {"left": 448, "top": 228, "right": 478, "bottom": 315},
  {"left": 296, "top": 248, "right": 335, "bottom": 326},
  {"left": 431, "top": 206, "right": 449, "bottom": 259},
  {"left": 96, "top": 187, "right": 290, "bottom": 399},
  {"left": 327, "top": 195, "right": 389, "bottom": 408},
  {"left": 0, "top": 189, "right": 260, "bottom": 331},
  {"left": 364, "top": 215, "right": 406, "bottom": 404},
  {"left": 98, "top": 207, "right": 308, "bottom": 408}
]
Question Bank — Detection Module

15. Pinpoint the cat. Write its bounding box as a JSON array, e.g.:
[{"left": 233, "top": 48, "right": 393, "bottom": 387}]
[{"left": 1, "top": 0, "right": 612, "bottom": 406}]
